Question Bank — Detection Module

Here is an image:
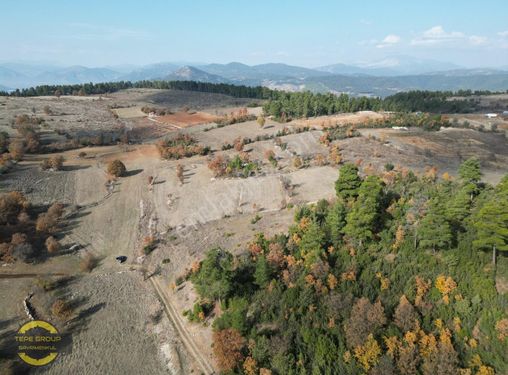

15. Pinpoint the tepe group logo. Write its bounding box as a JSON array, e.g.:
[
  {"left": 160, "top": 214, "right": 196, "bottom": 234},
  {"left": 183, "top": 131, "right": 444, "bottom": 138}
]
[{"left": 14, "top": 320, "right": 62, "bottom": 366}]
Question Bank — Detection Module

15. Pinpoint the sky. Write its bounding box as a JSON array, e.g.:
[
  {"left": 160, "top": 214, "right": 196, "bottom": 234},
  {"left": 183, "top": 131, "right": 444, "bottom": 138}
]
[{"left": 1, "top": 0, "right": 508, "bottom": 68}]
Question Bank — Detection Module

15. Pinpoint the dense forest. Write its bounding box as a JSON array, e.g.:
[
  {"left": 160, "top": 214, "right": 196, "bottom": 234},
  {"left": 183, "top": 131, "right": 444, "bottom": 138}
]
[
  {"left": 187, "top": 159, "right": 508, "bottom": 374},
  {"left": 262, "top": 91, "right": 480, "bottom": 120},
  {"left": 0, "top": 80, "right": 275, "bottom": 100}
]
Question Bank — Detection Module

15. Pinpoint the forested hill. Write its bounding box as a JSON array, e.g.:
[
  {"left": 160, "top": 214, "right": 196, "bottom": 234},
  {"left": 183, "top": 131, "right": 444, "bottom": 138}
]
[
  {"left": 187, "top": 159, "right": 508, "bottom": 374},
  {"left": 0, "top": 80, "right": 276, "bottom": 99},
  {"left": 0, "top": 79, "right": 496, "bottom": 116}
]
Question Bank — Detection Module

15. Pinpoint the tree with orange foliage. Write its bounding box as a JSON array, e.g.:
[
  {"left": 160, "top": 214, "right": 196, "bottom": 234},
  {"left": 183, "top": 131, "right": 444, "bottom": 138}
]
[
  {"left": 394, "top": 295, "right": 419, "bottom": 332},
  {"left": 213, "top": 328, "right": 245, "bottom": 372},
  {"left": 344, "top": 298, "right": 386, "bottom": 348}
]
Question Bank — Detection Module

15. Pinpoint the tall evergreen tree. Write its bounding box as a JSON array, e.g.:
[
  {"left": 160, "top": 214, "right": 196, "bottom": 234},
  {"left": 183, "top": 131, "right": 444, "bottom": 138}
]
[
  {"left": 325, "top": 202, "right": 347, "bottom": 246},
  {"left": 419, "top": 198, "right": 452, "bottom": 252},
  {"left": 458, "top": 157, "right": 482, "bottom": 183},
  {"left": 473, "top": 175, "right": 508, "bottom": 265},
  {"left": 343, "top": 176, "right": 384, "bottom": 246},
  {"left": 335, "top": 163, "right": 362, "bottom": 201}
]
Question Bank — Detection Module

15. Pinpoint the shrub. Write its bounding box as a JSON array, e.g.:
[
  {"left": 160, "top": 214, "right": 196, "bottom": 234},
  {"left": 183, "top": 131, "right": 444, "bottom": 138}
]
[
  {"left": 80, "top": 253, "right": 97, "bottom": 272},
  {"left": 45, "top": 236, "right": 60, "bottom": 254},
  {"left": 292, "top": 156, "right": 303, "bottom": 169},
  {"left": 0, "top": 191, "right": 28, "bottom": 224},
  {"left": 157, "top": 134, "right": 210, "bottom": 160},
  {"left": 176, "top": 164, "right": 184, "bottom": 184},
  {"left": 384, "top": 162, "right": 395, "bottom": 171},
  {"left": 257, "top": 116, "right": 266, "bottom": 128},
  {"left": 41, "top": 155, "right": 64, "bottom": 171},
  {"left": 107, "top": 159, "right": 126, "bottom": 177},
  {"left": 143, "top": 236, "right": 157, "bottom": 255},
  {"left": 233, "top": 137, "right": 244, "bottom": 151},
  {"left": 51, "top": 299, "right": 72, "bottom": 320},
  {"left": 8, "top": 140, "right": 24, "bottom": 161}
]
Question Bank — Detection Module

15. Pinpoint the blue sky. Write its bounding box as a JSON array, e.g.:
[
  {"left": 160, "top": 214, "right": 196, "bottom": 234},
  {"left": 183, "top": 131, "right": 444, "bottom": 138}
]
[{"left": 1, "top": 0, "right": 507, "bottom": 68}]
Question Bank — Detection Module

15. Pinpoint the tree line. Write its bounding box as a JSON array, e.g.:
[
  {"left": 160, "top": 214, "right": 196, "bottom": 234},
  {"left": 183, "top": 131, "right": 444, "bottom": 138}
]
[
  {"left": 0, "top": 80, "right": 276, "bottom": 99},
  {"left": 0, "top": 80, "right": 491, "bottom": 117}
]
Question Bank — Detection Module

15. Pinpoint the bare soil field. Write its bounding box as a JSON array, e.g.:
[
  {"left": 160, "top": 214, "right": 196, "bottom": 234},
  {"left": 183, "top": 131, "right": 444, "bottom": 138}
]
[
  {"left": 291, "top": 110, "right": 386, "bottom": 128},
  {"left": 356, "top": 127, "right": 508, "bottom": 183},
  {"left": 156, "top": 111, "right": 218, "bottom": 128},
  {"left": 447, "top": 113, "right": 508, "bottom": 131},
  {"left": 2, "top": 90, "right": 508, "bottom": 374}
]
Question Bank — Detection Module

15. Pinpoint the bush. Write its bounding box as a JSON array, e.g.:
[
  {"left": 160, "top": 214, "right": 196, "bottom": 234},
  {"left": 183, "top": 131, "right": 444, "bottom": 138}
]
[
  {"left": 384, "top": 162, "right": 395, "bottom": 171},
  {"left": 51, "top": 299, "right": 72, "bottom": 320},
  {"left": 257, "top": 116, "right": 266, "bottom": 128},
  {"left": 45, "top": 236, "right": 60, "bottom": 254},
  {"left": 142, "top": 236, "right": 157, "bottom": 255},
  {"left": 80, "top": 253, "right": 97, "bottom": 272},
  {"left": 107, "top": 159, "right": 126, "bottom": 177},
  {"left": 157, "top": 134, "right": 210, "bottom": 160},
  {"left": 41, "top": 155, "right": 64, "bottom": 171}
]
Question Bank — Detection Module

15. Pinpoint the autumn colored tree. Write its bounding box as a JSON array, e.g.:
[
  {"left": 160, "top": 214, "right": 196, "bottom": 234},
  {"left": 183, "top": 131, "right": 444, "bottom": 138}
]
[
  {"left": 344, "top": 298, "right": 386, "bottom": 348},
  {"left": 107, "top": 159, "right": 126, "bottom": 177},
  {"left": 45, "top": 236, "right": 60, "bottom": 254},
  {"left": 213, "top": 328, "right": 245, "bottom": 372},
  {"left": 394, "top": 295, "right": 419, "bottom": 332}
]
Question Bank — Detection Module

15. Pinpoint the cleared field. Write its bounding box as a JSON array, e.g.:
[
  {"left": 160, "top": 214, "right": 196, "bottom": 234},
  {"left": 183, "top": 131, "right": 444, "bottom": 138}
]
[
  {"left": 292, "top": 110, "right": 386, "bottom": 128},
  {"left": 112, "top": 106, "right": 146, "bottom": 118},
  {"left": 156, "top": 111, "right": 218, "bottom": 128}
]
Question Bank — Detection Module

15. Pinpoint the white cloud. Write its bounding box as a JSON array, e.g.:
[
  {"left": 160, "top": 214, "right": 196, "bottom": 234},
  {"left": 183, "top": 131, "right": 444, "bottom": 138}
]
[
  {"left": 498, "top": 31, "right": 508, "bottom": 38},
  {"left": 411, "top": 26, "right": 464, "bottom": 45},
  {"left": 469, "top": 35, "right": 488, "bottom": 45},
  {"left": 411, "top": 26, "right": 489, "bottom": 47},
  {"left": 376, "top": 34, "right": 401, "bottom": 48}
]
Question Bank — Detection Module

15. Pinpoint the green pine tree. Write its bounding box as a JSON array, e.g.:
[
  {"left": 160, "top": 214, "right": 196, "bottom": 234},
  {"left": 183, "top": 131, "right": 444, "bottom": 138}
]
[
  {"left": 335, "top": 163, "right": 362, "bottom": 201},
  {"left": 325, "top": 201, "right": 347, "bottom": 246},
  {"left": 343, "top": 176, "right": 383, "bottom": 246},
  {"left": 458, "top": 157, "right": 482, "bottom": 183},
  {"left": 419, "top": 198, "right": 452, "bottom": 252},
  {"left": 473, "top": 175, "right": 508, "bottom": 265}
]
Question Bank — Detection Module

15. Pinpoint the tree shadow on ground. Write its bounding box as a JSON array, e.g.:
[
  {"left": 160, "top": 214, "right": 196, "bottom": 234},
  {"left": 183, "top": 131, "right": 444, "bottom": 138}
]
[
  {"left": 124, "top": 169, "right": 143, "bottom": 177},
  {"left": 62, "top": 165, "right": 90, "bottom": 172}
]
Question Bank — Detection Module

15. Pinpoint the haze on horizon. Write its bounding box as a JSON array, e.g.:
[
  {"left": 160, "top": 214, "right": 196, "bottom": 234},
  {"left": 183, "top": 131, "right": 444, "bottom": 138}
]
[{"left": 1, "top": 0, "right": 508, "bottom": 69}]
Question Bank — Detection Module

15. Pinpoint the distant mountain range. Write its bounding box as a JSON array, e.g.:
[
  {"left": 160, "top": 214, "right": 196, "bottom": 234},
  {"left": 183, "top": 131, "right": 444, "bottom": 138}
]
[{"left": 1, "top": 58, "right": 508, "bottom": 97}]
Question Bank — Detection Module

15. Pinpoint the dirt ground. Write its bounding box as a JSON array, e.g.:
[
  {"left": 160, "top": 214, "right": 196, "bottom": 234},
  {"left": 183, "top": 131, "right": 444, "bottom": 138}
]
[{"left": 2, "top": 90, "right": 508, "bottom": 374}]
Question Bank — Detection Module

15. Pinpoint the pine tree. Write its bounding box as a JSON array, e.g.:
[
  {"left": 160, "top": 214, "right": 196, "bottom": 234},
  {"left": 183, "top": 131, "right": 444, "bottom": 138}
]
[
  {"left": 325, "top": 202, "right": 347, "bottom": 246},
  {"left": 419, "top": 198, "right": 452, "bottom": 252},
  {"left": 299, "top": 220, "right": 325, "bottom": 267},
  {"left": 343, "top": 176, "right": 383, "bottom": 246},
  {"left": 458, "top": 157, "right": 481, "bottom": 183},
  {"left": 335, "top": 163, "right": 362, "bottom": 201},
  {"left": 473, "top": 175, "right": 508, "bottom": 265},
  {"left": 191, "top": 248, "right": 233, "bottom": 302},
  {"left": 254, "top": 256, "right": 272, "bottom": 288}
]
